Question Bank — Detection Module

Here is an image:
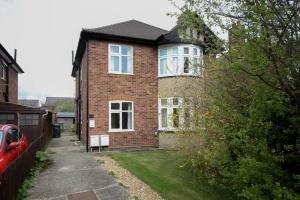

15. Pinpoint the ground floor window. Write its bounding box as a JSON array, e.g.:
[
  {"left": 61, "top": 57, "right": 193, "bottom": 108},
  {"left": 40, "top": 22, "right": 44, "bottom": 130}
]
[
  {"left": 159, "top": 97, "right": 197, "bottom": 131},
  {"left": 109, "top": 101, "right": 134, "bottom": 131}
]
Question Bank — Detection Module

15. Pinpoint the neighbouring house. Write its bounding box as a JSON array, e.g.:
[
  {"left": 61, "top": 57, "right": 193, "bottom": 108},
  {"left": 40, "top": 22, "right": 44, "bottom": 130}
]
[
  {"left": 72, "top": 19, "right": 218, "bottom": 151},
  {"left": 18, "top": 99, "right": 42, "bottom": 108},
  {"left": 44, "top": 96, "right": 74, "bottom": 111},
  {"left": 56, "top": 112, "right": 75, "bottom": 130},
  {"left": 0, "top": 43, "right": 24, "bottom": 103}
]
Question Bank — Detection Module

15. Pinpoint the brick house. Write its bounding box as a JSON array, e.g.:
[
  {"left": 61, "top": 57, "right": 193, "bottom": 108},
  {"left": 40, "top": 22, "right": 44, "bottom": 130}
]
[
  {"left": 0, "top": 43, "right": 24, "bottom": 103},
  {"left": 72, "top": 20, "right": 217, "bottom": 151}
]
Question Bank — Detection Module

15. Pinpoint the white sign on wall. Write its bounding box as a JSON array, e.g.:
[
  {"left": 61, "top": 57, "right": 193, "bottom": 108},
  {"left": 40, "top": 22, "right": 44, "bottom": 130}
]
[{"left": 89, "top": 119, "right": 95, "bottom": 128}]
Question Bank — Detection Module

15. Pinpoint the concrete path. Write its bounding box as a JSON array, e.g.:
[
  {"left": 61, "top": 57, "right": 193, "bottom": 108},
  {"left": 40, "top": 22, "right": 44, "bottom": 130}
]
[{"left": 25, "top": 131, "right": 130, "bottom": 200}]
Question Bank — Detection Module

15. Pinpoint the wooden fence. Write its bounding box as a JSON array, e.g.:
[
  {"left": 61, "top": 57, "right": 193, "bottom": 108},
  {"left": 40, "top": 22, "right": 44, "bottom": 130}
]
[{"left": 0, "top": 102, "right": 53, "bottom": 200}]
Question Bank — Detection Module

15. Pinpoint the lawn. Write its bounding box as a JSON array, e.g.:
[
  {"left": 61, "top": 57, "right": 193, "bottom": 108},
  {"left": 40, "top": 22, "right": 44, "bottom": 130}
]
[{"left": 108, "top": 150, "right": 234, "bottom": 200}]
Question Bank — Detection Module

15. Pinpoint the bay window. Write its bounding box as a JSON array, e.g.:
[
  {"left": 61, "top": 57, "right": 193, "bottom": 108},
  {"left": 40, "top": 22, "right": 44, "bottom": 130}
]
[
  {"left": 109, "top": 44, "right": 133, "bottom": 74},
  {"left": 109, "top": 101, "right": 134, "bottom": 131},
  {"left": 159, "top": 97, "right": 197, "bottom": 130},
  {"left": 158, "top": 45, "right": 203, "bottom": 77}
]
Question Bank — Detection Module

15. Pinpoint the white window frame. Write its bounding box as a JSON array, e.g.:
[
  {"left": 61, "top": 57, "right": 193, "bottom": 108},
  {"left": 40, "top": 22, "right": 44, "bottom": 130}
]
[
  {"left": 159, "top": 48, "right": 168, "bottom": 75},
  {"left": 158, "top": 44, "right": 203, "bottom": 77},
  {"left": 109, "top": 100, "right": 134, "bottom": 132},
  {"left": 108, "top": 44, "right": 133, "bottom": 75},
  {"left": 158, "top": 97, "right": 183, "bottom": 131},
  {"left": 158, "top": 97, "right": 197, "bottom": 131}
]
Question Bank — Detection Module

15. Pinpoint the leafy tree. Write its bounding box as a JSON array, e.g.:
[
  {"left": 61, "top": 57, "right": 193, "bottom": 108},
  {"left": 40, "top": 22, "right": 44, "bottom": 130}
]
[
  {"left": 170, "top": 0, "right": 300, "bottom": 199},
  {"left": 54, "top": 100, "right": 74, "bottom": 112}
]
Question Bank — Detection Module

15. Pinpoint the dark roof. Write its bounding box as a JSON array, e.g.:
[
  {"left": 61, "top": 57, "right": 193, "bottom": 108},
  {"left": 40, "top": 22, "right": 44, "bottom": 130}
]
[
  {"left": 157, "top": 24, "right": 221, "bottom": 53},
  {"left": 71, "top": 19, "right": 221, "bottom": 77},
  {"left": 18, "top": 99, "right": 42, "bottom": 108},
  {"left": 45, "top": 97, "right": 74, "bottom": 107},
  {"left": 0, "top": 43, "right": 24, "bottom": 73},
  {"left": 85, "top": 20, "right": 168, "bottom": 41},
  {"left": 56, "top": 112, "right": 75, "bottom": 118}
]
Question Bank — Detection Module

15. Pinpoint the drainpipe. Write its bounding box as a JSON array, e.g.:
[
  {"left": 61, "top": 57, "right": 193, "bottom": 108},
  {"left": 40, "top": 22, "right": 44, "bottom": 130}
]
[{"left": 86, "top": 41, "right": 89, "bottom": 152}]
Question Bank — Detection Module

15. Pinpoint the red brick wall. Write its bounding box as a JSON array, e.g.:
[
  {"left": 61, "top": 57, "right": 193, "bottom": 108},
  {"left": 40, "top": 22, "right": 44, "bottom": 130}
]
[
  {"left": 8, "top": 68, "right": 18, "bottom": 103},
  {"left": 80, "top": 49, "right": 88, "bottom": 144},
  {"left": 0, "top": 67, "right": 18, "bottom": 103},
  {"left": 0, "top": 78, "right": 5, "bottom": 102},
  {"left": 86, "top": 40, "right": 158, "bottom": 150}
]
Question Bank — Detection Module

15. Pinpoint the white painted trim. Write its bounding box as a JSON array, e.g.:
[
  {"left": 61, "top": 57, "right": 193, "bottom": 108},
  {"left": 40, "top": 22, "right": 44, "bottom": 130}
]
[
  {"left": 108, "top": 100, "right": 134, "bottom": 132},
  {"left": 108, "top": 72, "right": 134, "bottom": 76}
]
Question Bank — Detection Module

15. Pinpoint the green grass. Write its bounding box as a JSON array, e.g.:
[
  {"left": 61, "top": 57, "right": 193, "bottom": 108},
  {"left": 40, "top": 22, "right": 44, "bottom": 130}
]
[{"left": 108, "top": 150, "right": 234, "bottom": 200}]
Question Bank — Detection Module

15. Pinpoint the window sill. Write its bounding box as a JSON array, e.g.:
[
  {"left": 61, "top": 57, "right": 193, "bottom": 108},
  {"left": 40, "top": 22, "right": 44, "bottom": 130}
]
[
  {"left": 108, "top": 129, "right": 135, "bottom": 133},
  {"left": 108, "top": 72, "right": 134, "bottom": 76},
  {"left": 158, "top": 74, "right": 203, "bottom": 78}
]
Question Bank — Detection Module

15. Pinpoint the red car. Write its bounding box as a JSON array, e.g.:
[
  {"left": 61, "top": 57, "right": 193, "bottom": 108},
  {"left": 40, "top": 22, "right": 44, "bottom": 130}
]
[{"left": 0, "top": 124, "right": 28, "bottom": 175}]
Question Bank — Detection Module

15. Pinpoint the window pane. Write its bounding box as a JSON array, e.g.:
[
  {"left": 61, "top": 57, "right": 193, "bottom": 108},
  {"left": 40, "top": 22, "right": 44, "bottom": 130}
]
[
  {"left": 111, "top": 113, "right": 120, "bottom": 129},
  {"left": 184, "top": 47, "right": 189, "bottom": 54},
  {"left": 110, "top": 46, "right": 119, "bottom": 54},
  {"left": 122, "top": 112, "right": 132, "bottom": 129},
  {"left": 122, "top": 102, "right": 132, "bottom": 111},
  {"left": 172, "top": 57, "right": 178, "bottom": 74},
  {"left": 160, "top": 58, "right": 167, "bottom": 75},
  {"left": 161, "top": 108, "right": 168, "bottom": 128},
  {"left": 32, "top": 120, "right": 39, "bottom": 125},
  {"left": 111, "top": 103, "right": 120, "bottom": 110},
  {"left": 32, "top": 114, "right": 39, "bottom": 120},
  {"left": 173, "top": 98, "right": 179, "bottom": 105},
  {"left": 161, "top": 98, "right": 167, "bottom": 105},
  {"left": 172, "top": 47, "right": 178, "bottom": 55},
  {"left": 184, "top": 108, "right": 191, "bottom": 128},
  {"left": 184, "top": 57, "right": 189, "bottom": 73},
  {"left": 172, "top": 108, "right": 179, "bottom": 128},
  {"left": 159, "top": 49, "right": 167, "bottom": 57},
  {"left": 121, "top": 46, "right": 131, "bottom": 55},
  {"left": 110, "top": 56, "right": 119, "bottom": 72},
  {"left": 193, "top": 58, "right": 198, "bottom": 74},
  {"left": 193, "top": 48, "right": 197, "bottom": 55},
  {"left": 121, "top": 56, "right": 131, "bottom": 73}
]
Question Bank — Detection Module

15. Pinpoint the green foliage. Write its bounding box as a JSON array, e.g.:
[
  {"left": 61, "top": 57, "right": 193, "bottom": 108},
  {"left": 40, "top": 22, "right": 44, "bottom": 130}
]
[
  {"left": 54, "top": 100, "right": 74, "bottom": 112},
  {"left": 96, "top": 159, "right": 105, "bottom": 165},
  {"left": 70, "top": 124, "right": 76, "bottom": 132},
  {"left": 17, "top": 151, "right": 51, "bottom": 200},
  {"left": 172, "top": 0, "right": 300, "bottom": 199},
  {"left": 109, "top": 151, "right": 234, "bottom": 200}
]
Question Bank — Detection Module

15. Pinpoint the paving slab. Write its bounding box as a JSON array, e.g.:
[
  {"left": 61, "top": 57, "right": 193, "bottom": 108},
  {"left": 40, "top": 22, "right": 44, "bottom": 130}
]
[{"left": 25, "top": 132, "right": 130, "bottom": 200}]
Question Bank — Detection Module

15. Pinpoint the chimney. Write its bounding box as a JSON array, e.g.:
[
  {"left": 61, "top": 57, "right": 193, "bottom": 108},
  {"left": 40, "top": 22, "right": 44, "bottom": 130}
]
[
  {"left": 72, "top": 50, "right": 74, "bottom": 64},
  {"left": 14, "top": 49, "right": 17, "bottom": 61}
]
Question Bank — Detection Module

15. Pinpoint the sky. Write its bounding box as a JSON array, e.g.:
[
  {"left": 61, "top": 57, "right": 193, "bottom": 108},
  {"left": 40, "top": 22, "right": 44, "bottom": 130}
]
[{"left": 0, "top": 0, "right": 225, "bottom": 102}]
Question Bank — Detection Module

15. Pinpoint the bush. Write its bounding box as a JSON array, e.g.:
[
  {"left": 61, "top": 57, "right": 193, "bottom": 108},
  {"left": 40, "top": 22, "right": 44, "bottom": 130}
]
[{"left": 17, "top": 151, "right": 51, "bottom": 200}]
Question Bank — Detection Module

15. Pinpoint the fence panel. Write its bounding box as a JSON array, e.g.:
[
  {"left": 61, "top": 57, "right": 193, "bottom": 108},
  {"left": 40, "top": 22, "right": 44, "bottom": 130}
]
[{"left": 0, "top": 109, "right": 53, "bottom": 200}]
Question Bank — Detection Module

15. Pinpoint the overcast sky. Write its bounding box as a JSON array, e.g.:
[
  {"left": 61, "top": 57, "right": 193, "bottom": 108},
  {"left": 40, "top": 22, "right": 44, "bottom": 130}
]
[{"left": 0, "top": 0, "right": 225, "bottom": 102}]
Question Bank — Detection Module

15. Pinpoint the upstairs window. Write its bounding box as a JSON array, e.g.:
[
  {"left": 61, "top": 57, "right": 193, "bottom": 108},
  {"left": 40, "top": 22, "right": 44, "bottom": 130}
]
[
  {"left": 158, "top": 45, "right": 203, "bottom": 77},
  {"left": 159, "top": 49, "right": 168, "bottom": 75},
  {"left": 109, "top": 44, "right": 133, "bottom": 74},
  {"left": 171, "top": 48, "right": 179, "bottom": 74}
]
